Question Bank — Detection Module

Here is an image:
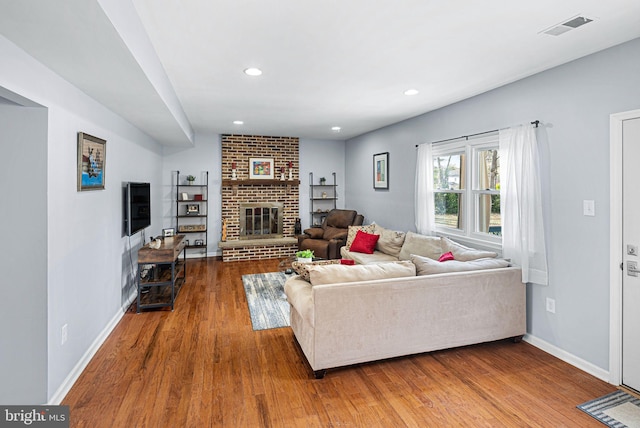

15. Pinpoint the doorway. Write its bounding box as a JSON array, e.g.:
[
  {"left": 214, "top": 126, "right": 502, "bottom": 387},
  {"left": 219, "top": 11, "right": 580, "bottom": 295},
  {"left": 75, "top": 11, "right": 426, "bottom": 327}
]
[{"left": 610, "top": 108, "right": 640, "bottom": 392}]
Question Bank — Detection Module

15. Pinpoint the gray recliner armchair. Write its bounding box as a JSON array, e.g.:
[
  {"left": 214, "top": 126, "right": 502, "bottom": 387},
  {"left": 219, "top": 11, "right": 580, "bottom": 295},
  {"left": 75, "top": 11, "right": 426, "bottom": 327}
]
[{"left": 297, "top": 209, "right": 364, "bottom": 259}]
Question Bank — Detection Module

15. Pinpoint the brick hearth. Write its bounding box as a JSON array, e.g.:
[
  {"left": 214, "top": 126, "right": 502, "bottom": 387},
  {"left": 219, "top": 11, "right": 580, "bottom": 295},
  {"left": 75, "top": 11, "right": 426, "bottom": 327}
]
[{"left": 220, "top": 134, "right": 299, "bottom": 261}]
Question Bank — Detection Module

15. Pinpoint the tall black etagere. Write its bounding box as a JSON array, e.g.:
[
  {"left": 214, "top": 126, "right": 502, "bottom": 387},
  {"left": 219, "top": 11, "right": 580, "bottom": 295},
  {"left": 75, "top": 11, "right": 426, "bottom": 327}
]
[
  {"left": 309, "top": 172, "right": 337, "bottom": 226},
  {"left": 175, "top": 170, "right": 208, "bottom": 256}
]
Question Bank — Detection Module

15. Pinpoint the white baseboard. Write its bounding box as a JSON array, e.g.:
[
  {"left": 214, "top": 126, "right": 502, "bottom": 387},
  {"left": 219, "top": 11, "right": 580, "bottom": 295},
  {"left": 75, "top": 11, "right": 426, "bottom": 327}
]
[
  {"left": 524, "top": 334, "right": 611, "bottom": 383},
  {"left": 47, "top": 290, "right": 137, "bottom": 405}
]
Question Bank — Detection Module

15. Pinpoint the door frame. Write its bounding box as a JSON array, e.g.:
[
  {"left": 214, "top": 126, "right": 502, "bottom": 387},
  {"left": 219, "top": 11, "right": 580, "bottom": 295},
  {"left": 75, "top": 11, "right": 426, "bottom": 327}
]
[{"left": 609, "top": 108, "right": 640, "bottom": 385}]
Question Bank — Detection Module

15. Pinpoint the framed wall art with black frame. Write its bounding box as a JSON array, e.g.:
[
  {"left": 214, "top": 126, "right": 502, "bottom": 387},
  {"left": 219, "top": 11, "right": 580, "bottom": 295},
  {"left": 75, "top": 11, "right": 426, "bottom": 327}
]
[{"left": 373, "top": 152, "right": 389, "bottom": 190}]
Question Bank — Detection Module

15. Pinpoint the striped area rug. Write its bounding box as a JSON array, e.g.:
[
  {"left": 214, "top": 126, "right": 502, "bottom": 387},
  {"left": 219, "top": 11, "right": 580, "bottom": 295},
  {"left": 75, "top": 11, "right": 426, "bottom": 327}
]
[
  {"left": 241, "top": 272, "right": 290, "bottom": 331},
  {"left": 578, "top": 390, "right": 640, "bottom": 427}
]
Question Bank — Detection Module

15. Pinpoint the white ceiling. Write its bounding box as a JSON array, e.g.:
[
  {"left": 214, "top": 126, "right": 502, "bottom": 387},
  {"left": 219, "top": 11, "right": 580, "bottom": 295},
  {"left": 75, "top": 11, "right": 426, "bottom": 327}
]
[{"left": 1, "top": 0, "right": 639, "bottom": 146}]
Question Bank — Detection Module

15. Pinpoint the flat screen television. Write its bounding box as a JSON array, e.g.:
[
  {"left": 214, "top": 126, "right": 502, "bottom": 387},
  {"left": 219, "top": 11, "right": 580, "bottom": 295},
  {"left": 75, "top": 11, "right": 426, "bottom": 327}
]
[{"left": 126, "top": 182, "right": 151, "bottom": 236}]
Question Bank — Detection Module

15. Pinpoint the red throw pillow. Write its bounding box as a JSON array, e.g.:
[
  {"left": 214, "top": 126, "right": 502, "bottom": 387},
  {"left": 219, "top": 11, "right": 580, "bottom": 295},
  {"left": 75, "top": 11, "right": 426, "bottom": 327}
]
[
  {"left": 340, "top": 259, "right": 355, "bottom": 265},
  {"left": 438, "top": 251, "right": 455, "bottom": 262},
  {"left": 349, "top": 230, "right": 380, "bottom": 254}
]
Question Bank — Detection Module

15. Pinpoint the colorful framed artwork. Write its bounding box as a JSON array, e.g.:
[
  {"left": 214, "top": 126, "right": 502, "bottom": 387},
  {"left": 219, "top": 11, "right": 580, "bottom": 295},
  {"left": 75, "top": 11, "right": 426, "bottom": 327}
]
[
  {"left": 249, "top": 157, "right": 274, "bottom": 179},
  {"left": 77, "top": 132, "right": 106, "bottom": 191},
  {"left": 373, "top": 152, "right": 389, "bottom": 189}
]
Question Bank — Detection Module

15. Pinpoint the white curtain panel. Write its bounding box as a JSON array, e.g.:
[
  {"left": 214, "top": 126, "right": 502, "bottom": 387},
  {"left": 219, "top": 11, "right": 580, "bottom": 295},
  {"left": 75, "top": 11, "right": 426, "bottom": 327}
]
[
  {"left": 499, "top": 125, "right": 549, "bottom": 285},
  {"left": 415, "top": 143, "right": 435, "bottom": 235}
]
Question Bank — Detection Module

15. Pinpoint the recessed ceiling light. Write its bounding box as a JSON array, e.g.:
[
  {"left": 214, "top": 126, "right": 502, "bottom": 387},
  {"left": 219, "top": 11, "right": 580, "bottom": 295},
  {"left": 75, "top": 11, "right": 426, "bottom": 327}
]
[
  {"left": 233, "top": 120, "right": 244, "bottom": 125},
  {"left": 244, "top": 67, "right": 262, "bottom": 76},
  {"left": 404, "top": 89, "right": 419, "bottom": 96},
  {"left": 331, "top": 126, "right": 341, "bottom": 132}
]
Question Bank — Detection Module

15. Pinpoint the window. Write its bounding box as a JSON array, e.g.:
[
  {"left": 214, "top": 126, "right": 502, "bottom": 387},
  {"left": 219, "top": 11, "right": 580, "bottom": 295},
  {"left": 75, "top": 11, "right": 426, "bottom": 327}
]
[{"left": 432, "top": 134, "right": 501, "bottom": 243}]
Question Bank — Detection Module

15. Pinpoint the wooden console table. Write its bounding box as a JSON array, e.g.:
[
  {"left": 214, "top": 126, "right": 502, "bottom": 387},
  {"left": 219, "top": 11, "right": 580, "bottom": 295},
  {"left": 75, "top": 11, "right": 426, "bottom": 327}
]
[{"left": 137, "top": 235, "right": 187, "bottom": 312}]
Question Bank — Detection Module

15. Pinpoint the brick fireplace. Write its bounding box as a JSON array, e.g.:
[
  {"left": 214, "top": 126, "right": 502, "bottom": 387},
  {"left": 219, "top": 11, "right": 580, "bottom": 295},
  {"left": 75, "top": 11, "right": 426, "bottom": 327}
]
[{"left": 219, "top": 135, "right": 300, "bottom": 261}]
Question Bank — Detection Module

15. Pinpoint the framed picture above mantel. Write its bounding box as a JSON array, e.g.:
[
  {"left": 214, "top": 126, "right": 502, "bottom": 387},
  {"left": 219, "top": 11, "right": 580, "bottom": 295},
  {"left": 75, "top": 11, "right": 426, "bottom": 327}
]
[
  {"left": 249, "top": 157, "right": 274, "bottom": 180},
  {"left": 373, "top": 152, "right": 389, "bottom": 190}
]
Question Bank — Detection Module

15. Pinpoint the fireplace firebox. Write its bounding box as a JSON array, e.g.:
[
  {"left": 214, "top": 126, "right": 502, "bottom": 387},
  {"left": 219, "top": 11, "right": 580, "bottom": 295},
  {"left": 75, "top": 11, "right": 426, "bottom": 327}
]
[{"left": 239, "top": 202, "right": 283, "bottom": 239}]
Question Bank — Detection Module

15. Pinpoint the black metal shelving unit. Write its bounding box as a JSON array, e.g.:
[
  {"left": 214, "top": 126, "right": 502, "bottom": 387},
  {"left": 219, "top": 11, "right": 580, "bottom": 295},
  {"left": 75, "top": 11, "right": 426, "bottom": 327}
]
[
  {"left": 175, "top": 170, "right": 208, "bottom": 256},
  {"left": 309, "top": 172, "right": 337, "bottom": 226}
]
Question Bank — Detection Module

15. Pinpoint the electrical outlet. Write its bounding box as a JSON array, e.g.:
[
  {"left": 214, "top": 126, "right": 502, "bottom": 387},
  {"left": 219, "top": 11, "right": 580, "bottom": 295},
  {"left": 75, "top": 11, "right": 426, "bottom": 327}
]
[
  {"left": 546, "top": 298, "right": 556, "bottom": 314},
  {"left": 61, "top": 324, "right": 68, "bottom": 345}
]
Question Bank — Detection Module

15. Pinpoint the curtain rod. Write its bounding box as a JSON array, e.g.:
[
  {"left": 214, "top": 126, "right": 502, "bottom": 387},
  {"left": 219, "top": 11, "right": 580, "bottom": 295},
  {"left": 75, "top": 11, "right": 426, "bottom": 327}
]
[{"left": 415, "top": 120, "right": 540, "bottom": 148}]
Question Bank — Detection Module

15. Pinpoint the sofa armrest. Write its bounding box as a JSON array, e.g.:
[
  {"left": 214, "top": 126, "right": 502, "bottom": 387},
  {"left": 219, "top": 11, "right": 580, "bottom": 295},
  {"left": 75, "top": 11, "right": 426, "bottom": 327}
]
[{"left": 303, "top": 227, "right": 324, "bottom": 239}]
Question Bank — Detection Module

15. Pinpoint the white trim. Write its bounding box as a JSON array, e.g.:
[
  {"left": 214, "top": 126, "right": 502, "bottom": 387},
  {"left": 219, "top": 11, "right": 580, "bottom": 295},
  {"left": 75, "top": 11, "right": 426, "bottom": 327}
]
[
  {"left": 47, "top": 289, "right": 137, "bottom": 405},
  {"left": 609, "top": 109, "right": 640, "bottom": 386},
  {"left": 524, "top": 334, "right": 611, "bottom": 383}
]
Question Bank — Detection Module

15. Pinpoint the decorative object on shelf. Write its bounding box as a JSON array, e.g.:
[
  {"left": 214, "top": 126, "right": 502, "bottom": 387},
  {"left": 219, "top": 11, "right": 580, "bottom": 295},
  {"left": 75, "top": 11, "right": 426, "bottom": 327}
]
[
  {"left": 231, "top": 162, "right": 237, "bottom": 180},
  {"left": 178, "top": 224, "right": 206, "bottom": 232},
  {"left": 280, "top": 166, "right": 285, "bottom": 181},
  {"left": 322, "top": 191, "right": 327, "bottom": 199},
  {"left": 294, "top": 218, "right": 302, "bottom": 235},
  {"left": 373, "top": 152, "right": 389, "bottom": 189},
  {"left": 187, "top": 204, "right": 200, "bottom": 214},
  {"left": 319, "top": 176, "right": 326, "bottom": 185},
  {"left": 249, "top": 157, "right": 274, "bottom": 179},
  {"left": 288, "top": 161, "right": 293, "bottom": 180},
  {"left": 186, "top": 175, "right": 196, "bottom": 185},
  {"left": 163, "top": 227, "right": 175, "bottom": 237},
  {"left": 221, "top": 218, "right": 227, "bottom": 242},
  {"left": 77, "top": 132, "right": 106, "bottom": 191},
  {"left": 181, "top": 192, "right": 189, "bottom": 201},
  {"left": 194, "top": 194, "right": 203, "bottom": 201},
  {"left": 296, "top": 249, "right": 314, "bottom": 263},
  {"left": 194, "top": 239, "right": 205, "bottom": 246}
]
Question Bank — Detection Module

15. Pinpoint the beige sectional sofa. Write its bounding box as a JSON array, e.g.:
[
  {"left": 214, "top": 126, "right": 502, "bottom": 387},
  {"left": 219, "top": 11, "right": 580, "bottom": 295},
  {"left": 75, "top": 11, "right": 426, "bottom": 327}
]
[{"left": 284, "top": 226, "right": 526, "bottom": 378}]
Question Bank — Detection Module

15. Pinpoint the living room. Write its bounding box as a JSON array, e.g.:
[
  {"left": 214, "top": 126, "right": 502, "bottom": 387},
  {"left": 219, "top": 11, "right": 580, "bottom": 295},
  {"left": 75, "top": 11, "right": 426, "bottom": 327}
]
[{"left": 2, "top": 0, "right": 640, "bottom": 422}]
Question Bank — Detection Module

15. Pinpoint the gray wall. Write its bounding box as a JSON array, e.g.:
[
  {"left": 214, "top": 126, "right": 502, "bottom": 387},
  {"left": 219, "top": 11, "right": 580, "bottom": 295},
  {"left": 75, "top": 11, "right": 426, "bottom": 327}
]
[
  {"left": 0, "top": 102, "right": 48, "bottom": 404},
  {"left": 345, "top": 37, "right": 640, "bottom": 371}
]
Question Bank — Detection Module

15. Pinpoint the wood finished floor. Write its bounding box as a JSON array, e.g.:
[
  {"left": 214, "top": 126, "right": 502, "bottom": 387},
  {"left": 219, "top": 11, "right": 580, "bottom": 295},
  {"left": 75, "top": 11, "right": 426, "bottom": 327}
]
[{"left": 63, "top": 258, "right": 616, "bottom": 427}]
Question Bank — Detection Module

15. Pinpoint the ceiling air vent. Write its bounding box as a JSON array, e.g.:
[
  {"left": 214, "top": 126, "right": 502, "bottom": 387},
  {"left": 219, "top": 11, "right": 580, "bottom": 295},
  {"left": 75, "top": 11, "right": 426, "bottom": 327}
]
[{"left": 541, "top": 15, "right": 594, "bottom": 36}]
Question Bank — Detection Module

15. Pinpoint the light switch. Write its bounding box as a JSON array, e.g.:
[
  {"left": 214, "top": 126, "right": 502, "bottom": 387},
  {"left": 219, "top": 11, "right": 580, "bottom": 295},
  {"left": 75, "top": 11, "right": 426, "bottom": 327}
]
[{"left": 583, "top": 200, "right": 595, "bottom": 216}]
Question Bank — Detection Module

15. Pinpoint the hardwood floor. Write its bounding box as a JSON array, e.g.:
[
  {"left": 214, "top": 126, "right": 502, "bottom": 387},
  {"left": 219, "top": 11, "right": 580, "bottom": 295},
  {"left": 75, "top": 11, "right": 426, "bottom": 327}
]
[{"left": 63, "top": 258, "right": 616, "bottom": 427}]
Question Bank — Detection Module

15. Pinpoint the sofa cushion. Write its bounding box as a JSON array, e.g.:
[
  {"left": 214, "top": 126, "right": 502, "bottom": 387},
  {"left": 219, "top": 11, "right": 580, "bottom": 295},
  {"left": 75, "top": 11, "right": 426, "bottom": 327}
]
[
  {"left": 411, "top": 254, "right": 509, "bottom": 276},
  {"left": 325, "top": 210, "right": 357, "bottom": 229},
  {"left": 308, "top": 261, "right": 416, "bottom": 285},
  {"left": 398, "top": 232, "right": 442, "bottom": 261},
  {"left": 349, "top": 230, "right": 380, "bottom": 254},
  {"left": 440, "top": 237, "right": 498, "bottom": 261},
  {"left": 341, "top": 247, "right": 399, "bottom": 264},
  {"left": 345, "top": 224, "right": 376, "bottom": 249},
  {"left": 374, "top": 225, "right": 406, "bottom": 258},
  {"left": 292, "top": 259, "right": 341, "bottom": 282}
]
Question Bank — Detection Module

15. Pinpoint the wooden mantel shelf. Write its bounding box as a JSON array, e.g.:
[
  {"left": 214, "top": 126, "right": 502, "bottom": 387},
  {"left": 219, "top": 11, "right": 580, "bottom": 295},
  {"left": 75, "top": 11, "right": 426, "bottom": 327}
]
[{"left": 222, "top": 179, "right": 300, "bottom": 186}]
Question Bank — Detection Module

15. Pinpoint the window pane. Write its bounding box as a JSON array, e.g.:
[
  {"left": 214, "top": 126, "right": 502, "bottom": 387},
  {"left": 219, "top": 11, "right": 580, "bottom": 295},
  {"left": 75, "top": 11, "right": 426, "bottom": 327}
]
[
  {"left": 433, "top": 154, "right": 465, "bottom": 190},
  {"left": 477, "top": 149, "right": 499, "bottom": 190},
  {"left": 477, "top": 194, "right": 501, "bottom": 235},
  {"left": 435, "top": 192, "right": 464, "bottom": 229}
]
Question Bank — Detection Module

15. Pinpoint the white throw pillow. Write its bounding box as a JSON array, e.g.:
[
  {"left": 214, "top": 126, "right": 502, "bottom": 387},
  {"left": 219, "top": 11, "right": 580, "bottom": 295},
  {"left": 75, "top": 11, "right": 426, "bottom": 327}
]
[
  {"left": 373, "top": 225, "right": 406, "bottom": 258},
  {"left": 308, "top": 261, "right": 416, "bottom": 285},
  {"left": 398, "top": 231, "right": 442, "bottom": 261},
  {"left": 440, "top": 237, "right": 498, "bottom": 261},
  {"left": 411, "top": 254, "right": 509, "bottom": 276}
]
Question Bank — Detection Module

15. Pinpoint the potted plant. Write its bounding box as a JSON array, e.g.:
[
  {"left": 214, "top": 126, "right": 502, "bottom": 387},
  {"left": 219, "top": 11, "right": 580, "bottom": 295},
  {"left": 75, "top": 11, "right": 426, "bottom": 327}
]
[
  {"left": 319, "top": 177, "right": 326, "bottom": 185},
  {"left": 296, "top": 249, "right": 314, "bottom": 263},
  {"left": 186, "top": 175, "right": 196, "bottom": 185}
]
